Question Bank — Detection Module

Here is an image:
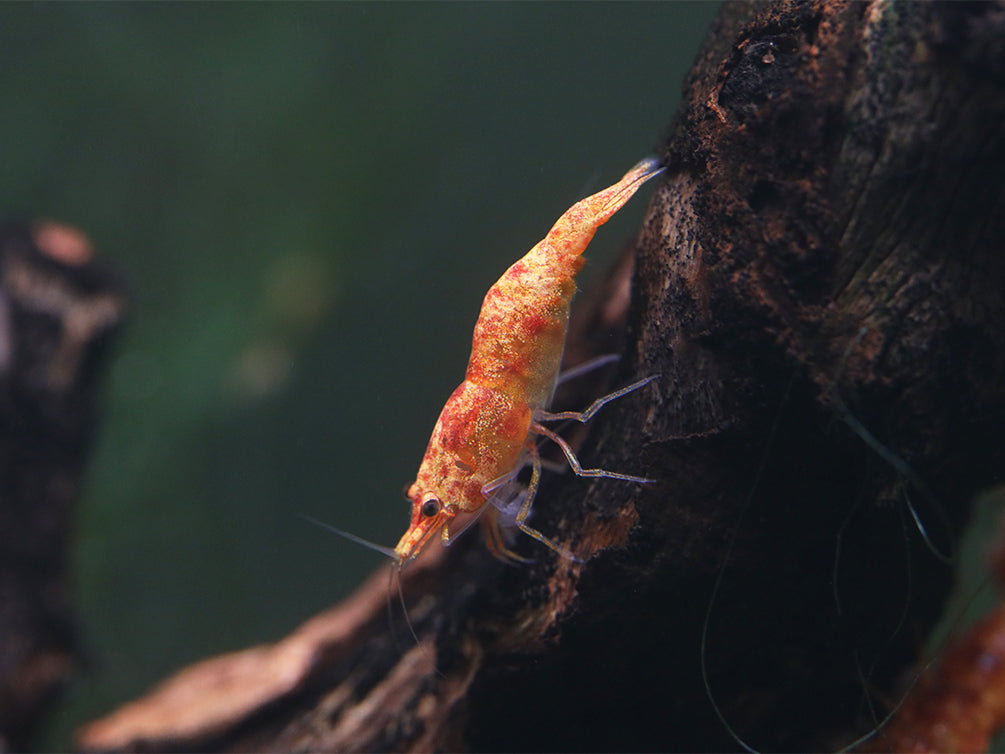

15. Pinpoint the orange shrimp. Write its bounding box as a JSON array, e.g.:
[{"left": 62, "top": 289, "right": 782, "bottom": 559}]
[{"left": 395, "top": 157, "right": 664, "bottom": 564}]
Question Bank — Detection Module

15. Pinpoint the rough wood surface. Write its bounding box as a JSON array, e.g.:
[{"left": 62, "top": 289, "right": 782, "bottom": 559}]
[
  {"left": 77, "top": 1, "right": 1005, "bottom": 751},
  {"left": 0, "top": 221, "right": 125, "bottom": 750}
]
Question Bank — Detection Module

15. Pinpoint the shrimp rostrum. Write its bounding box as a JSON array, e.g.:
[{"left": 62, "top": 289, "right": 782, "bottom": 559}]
[{"left": 396, "top": 157, "right": 664, "bottom": 564}]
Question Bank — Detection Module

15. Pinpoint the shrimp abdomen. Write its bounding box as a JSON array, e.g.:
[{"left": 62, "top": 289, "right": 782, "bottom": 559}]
[{"left": 466, "top": 251, "right": 579, "bottom": 410}]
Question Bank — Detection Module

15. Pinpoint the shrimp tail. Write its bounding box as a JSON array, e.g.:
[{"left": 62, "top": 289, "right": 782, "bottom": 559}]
[{"left": 542, "top": 157, "right": 665, "bottom": 259}]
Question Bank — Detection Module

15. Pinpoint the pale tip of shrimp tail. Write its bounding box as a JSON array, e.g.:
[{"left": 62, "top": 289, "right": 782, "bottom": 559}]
[
  {"left": 596, "top": 156, "right": 666, "bottom": 216},
  {"left": 622, "top": 156, "right": 666, "bottom": 189},
  {"left": 633, "top": 156, "right": 665, "bottom": 177}
]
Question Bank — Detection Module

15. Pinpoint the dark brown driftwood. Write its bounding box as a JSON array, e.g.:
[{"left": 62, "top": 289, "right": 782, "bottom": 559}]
[
  {"left": 0, "top": 221, "right": 125, "bottom": 750},
  {"left": 77, "top": 1, "right": 1005, "bottom": 751}
]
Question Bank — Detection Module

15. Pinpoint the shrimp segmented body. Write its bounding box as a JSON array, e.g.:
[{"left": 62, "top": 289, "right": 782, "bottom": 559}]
[{"left": 396, "top": 157, "right": 664, "bottom": 564}]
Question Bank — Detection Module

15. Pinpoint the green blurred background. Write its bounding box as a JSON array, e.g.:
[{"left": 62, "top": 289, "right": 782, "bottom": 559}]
[{"left": 0, "top": 2, "right": 719, "bottom": 747}]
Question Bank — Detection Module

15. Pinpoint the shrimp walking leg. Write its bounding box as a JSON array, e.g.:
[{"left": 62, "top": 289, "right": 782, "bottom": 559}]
[
  {"left": 482, "top": 447, "right": 579, "bottom": 562},
  {"left": 509, "top": 443, "right": 582, "bottom": 562},
  {"left": 480, "top": 453, "right": 569, "bottom": 560},
  {"left": 483, "top": 507, "right": 534, "bottom": 564},
  {"left": 531, "top": 421, "right": 654, "bottom": 485},
  {"left": 554, "top": 354, "right": 621, "bottom": 387},
  {"left": 536, "top": 374, "right": 659, "bottom": 424}
]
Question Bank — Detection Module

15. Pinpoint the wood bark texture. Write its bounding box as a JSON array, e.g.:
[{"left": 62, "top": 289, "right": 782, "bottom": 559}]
[
  {"left": 77, "top": 1, "right": 1005, "bottom": 751},
  {"left": 0, "top": 221, "right": 125, "bottom": 750}
]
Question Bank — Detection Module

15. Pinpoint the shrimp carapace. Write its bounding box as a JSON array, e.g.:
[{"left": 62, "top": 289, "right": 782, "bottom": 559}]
[{"left": 396, "top": 157, "right": 664, "bottom": 564}]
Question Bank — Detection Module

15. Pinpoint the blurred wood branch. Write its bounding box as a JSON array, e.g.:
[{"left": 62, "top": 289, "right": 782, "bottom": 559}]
[{"left": 0, "top": 221, "right": 125, "bottom": 750}]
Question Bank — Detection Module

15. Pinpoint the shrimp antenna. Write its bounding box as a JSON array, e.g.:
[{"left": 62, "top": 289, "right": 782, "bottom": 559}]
[
  {"left": 300, "top": 515, "right": 427, "bottom": 652},
  {"left": 389, "top": 565, "right": 424, "bottom": 648},
  {"left": 299, "top": 513, "right": 400, "bottom": 563}
]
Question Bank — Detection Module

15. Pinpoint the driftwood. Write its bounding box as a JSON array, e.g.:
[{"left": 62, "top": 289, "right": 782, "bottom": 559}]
[
  {"left": 0, "top": 221, "right": 125, "bottom": 750},
  {"left": 76, "top": 1, "right": 1005, "bottom": 751}
]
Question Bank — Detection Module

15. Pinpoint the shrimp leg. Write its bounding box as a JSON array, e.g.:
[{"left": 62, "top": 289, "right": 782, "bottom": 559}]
[
  {"left": 483, "top": 508, "right": 533, "bottom": 564},
  {"left": 536, "top": 374, "right": 659, "bottom": 424},
  {"left": 554, "top": 354, "right": 621, "bottom": 386},
  {"left": 485, "top": 375, "right": 658, "bottom": 561},
  {"left": 508, "top": 442, "right": 582, "bottom": 562},
  {"left": 531, "top": 421, "right": 654, "bottom": 485}
]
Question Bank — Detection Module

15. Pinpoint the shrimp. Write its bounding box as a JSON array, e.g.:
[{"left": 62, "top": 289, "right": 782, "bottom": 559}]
[{"left": 396, "top": 157, "right": 664, "bottom": 564}]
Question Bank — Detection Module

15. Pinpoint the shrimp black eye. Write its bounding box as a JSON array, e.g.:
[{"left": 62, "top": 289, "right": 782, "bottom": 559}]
[{"left": 421, "top": 497, "right": 441, "bottom": 518}]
